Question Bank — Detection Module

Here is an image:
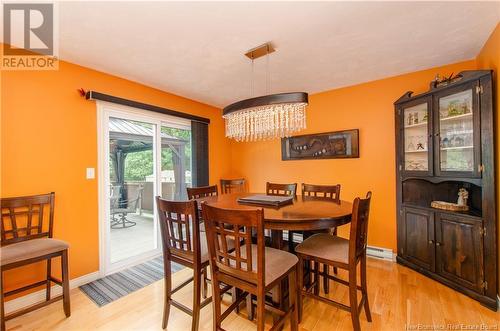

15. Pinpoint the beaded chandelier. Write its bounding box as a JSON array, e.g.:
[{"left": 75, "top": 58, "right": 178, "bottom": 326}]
[{"left": 223, "top": 43, "right": 308, "bottom": 142}]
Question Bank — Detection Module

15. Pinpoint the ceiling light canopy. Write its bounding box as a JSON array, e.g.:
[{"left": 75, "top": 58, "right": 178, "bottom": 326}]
[{"left": 223, "top": 43, "right": 308, "bottom": 142}]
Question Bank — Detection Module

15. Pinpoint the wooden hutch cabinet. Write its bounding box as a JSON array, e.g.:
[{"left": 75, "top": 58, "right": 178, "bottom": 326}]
[{"left": 395, "top": 70, "right": 497, "bottom": 310}]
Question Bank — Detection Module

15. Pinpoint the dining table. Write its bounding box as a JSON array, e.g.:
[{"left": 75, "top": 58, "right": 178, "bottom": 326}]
[
  {"left": 196, "top": 192, "right": 353, "bottom": 247},
  {"left": 195, "top": 192, "right": 353, "bottom": 321}
]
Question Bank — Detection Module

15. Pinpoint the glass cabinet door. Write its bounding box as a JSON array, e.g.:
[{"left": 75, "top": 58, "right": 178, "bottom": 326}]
[
  {"left": 402, "top": 100, "right": 432, "bottom": 175},
  {"left": 436, "top": 85, "right": 479, "bottom": 177}
]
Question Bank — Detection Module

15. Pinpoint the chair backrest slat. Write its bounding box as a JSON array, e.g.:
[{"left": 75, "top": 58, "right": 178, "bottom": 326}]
[
  {"left": 156, "top": 197, "right": 201, "bottom": 263},
  {"left": 1, "top": 193, "right": 55, "bottom": 246},
  {"left": 302, "top": 183, "right": 341, "bottom": 203},
  {"left": 349, "top": 192, "right": 372, "bottom": 263},
  {"left": 187, "top": 185, "right": 218, "bottom": 200},
  {"left": 266, "top": 182, "right": 297, "bottom": 197},
  {"left": 220, "top": 179, "right": 246, "bottom": 194},
  {"left": 202, "top": 204, "right": 264, "bottom": 284}
]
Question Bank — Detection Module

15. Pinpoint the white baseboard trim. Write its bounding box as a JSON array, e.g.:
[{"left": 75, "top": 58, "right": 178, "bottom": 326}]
[
  {"left": 4, "top": 271, "right": 100, "bottom": 314},
  {"left": 366, "top": 245, "right": 396, "bottom": 261}
]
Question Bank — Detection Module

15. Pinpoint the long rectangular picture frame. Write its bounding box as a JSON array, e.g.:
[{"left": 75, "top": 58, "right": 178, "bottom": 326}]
[{"left": 281, "top": 129, "right": 359, "bottom": 160}]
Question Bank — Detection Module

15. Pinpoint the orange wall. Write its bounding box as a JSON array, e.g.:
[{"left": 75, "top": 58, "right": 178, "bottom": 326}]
[
  {"left": 229, "top": 60, "right": 478, "bottom": 251},
  {"left": 1, "top": 60, "right": 232, "bottom": 292},
  {"left": 1, "top": 24, "right": 498, "bottom": 298},
  {"left": 476, "top": 22, "right": 500, "bottom": 290}
]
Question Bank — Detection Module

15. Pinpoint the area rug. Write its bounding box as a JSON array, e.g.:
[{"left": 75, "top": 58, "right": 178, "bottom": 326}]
[{"left": 79, "top": 256, "right": 183, "bottom": 307}]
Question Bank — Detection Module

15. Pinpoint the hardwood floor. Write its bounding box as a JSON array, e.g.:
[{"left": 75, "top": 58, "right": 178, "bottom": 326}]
[{"left": 5, "top": 257, "right": 499, "bottom": 331}]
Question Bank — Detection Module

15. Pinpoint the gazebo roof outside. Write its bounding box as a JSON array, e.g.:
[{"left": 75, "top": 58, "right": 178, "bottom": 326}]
[
  {"left": 108, "top": 117, "right": 189, "bottom": 202},
  {"left": 109, "top": 117, "right": 188, "bottom": 154}
]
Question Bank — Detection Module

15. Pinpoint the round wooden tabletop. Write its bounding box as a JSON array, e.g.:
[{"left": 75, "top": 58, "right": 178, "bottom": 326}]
[{"left": 197, "top": 192, "right": 353, "bottom": 231}]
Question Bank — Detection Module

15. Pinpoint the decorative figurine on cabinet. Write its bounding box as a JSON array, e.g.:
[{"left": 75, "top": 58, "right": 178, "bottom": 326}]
[{"left": 457, "top": 188, "right": 469, "bottom": 207}]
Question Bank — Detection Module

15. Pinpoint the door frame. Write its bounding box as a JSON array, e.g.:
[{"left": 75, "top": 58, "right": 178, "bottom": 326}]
[{"left": 96, "top": 101, "right": 191, "bottom": 276}]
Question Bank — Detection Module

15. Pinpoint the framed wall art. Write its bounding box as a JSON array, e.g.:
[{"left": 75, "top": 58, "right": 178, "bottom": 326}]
[{"left": 281, "top": 129, "right": 359, "bottom": 160}]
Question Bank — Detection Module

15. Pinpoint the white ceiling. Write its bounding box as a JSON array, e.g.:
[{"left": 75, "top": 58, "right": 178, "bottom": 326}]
[{"left": 56, "top": 1, "right": 499, "bottom": 107}]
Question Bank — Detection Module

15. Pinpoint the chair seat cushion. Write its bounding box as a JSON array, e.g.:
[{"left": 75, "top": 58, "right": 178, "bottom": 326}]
[
  {"left": 295, "top": 233, "right": 349, "bottom": 264},
  {"left": 1, "top": 238, "right": 69, "bottom": 266},
  {"left": 233, "top": 245, "right": 298, "bottom": 286}
]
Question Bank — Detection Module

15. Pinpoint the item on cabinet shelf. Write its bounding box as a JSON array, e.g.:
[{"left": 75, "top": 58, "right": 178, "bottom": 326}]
[
  {"left": 461, "top": 101, "right": 470, "bottom": 114},
  {"left": 413, "top": 112, "right": 419, "bottom": 124},
  {"left": 423, "top": 113, "right": 428, "bottom": 122},
  {"left": 441, "top": 137, "right": 450, "bottom": 148},
  {"left": 405, "top": 160, "right": 426, "bottom": 171},
  {"left": 457, "top": 188, "right": 469, "bottom": 206},
  {"left": 407, "top": 113, "right": 413, "bottom": 126},
  {"left": 430, "top": 200, "right": 469, "bottom": 211},
  {"left": 407, "top": 138, "right": 415, "bottom": 151},
  {"left": 447, "top": 101, "right": 466, "bottom": 117}
]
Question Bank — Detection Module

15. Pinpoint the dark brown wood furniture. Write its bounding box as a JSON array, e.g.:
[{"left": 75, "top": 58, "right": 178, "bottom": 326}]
[
  {"left": 202, "top": 204, "right": 299, "bottom": 331},
  {"left": 187, "top": 184, "right": 243, "bottom": 309},
  {"left": 266, "top": 182, "right": 297, "bottom": 197},
  {"left": 395, "top": 70, "right": 497, "bottom": 310},
  {"left": 295, "top": 192, "right": 372, "bottom": 331},
  {"left": 197, "top": 192, "right": 352, "bottom": 233},
  {"left": 220, "top": 178, "right": 246, "bottom": 194},
  {"left": 0, "top": 192, "right": 70, "bottom": 331},
  {"left": 196, "top": 191, "right": 353, "bottom": 322},
  {"left": 301, "top": 183, "right": 342, "bottom": 294},
  {"left": 156, "top": 197, "right": 214, "bottom": 331},
  {"left": 266, "top": 182, "right": 298, "bottom": 254},
  {"left": 187, "top": 185, "right": 218, "bottom": 200},
  {"left": 302, "top": 184, "right": 341, "bottom": 202}
]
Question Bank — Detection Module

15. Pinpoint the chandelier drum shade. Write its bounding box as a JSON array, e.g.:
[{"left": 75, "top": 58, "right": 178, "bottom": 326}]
[{"left": 223, "top": 43, "right": 308, "bottom": 142}]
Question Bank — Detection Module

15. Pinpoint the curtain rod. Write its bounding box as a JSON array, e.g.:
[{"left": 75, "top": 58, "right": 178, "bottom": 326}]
[{"left": 85, "top": 90, "right": 210, "bottom": 124}]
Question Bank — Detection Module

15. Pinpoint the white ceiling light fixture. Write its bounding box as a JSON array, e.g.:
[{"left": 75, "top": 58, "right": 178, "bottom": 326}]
[{"left": 222, "top": 43, "right": 308, "bottom": 142}]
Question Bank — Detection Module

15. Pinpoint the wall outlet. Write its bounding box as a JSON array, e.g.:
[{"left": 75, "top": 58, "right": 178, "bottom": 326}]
[{"left": 86, "top": 168, "right": 95, "bottom": 179}]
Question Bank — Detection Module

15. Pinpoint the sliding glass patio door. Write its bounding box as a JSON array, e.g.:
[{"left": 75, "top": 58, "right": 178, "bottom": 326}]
[{"left": 98, "top": 103, "right": 191, "bottom": 275}]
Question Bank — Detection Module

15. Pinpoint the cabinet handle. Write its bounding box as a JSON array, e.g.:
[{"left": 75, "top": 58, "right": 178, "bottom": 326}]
[
  {"left": 436, "top": 242, "right": 442, "bottom": 246},
  {"left": 428, "top": 240, "right": 434, "bottom": 244}
]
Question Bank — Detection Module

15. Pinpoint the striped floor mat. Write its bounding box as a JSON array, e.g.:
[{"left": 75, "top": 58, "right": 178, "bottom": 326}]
[{"left": 79, "top": 256, "right": 183, "bottom": 307}]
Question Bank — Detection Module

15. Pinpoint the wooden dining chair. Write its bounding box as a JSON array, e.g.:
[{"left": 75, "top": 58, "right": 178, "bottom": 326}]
[
  {"left": 296, "top": 192, "right": 372, "bottom": 331},
  {"left": 302, "top": 183, "right": 341, "bottom": 203},
  {"left": 202, "top": 204, "right": 299, "bottom": 331},
  {"left": 220, "top": 178, "right": 246, "bottom": 194},
  {"left": 301, "top": 183, "right": 341, "bottom": 294},
  {"left": 266, "top": 182, "right": 297, "bottom": 251},
  {"left": 186, "top": 184, "right": 244, "bottom": 307},
  {"left": 156, "top": 197, "right": 218, "bottom": 331},
  {"left": 0, "top": 193, "right": 70, "bottom": 331},
  {"left": 266, "top": 182, "right": 297, "bottom": 197},
  {"left": 187, "top": 185, "right": 218, "bottom": 199}
]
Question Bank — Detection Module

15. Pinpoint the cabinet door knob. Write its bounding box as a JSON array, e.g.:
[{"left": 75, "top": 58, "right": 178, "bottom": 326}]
[
  {"left": 428, "top": 240, "right": 434, "bottom": 244},
  {"left": 436, "top": 242, "right": 442, "bottom": 246}
]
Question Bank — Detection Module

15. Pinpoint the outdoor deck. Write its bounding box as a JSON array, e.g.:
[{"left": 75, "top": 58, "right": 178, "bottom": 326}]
[{"left": 110, "top": 213, "right": 156, "bottom": 263}]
